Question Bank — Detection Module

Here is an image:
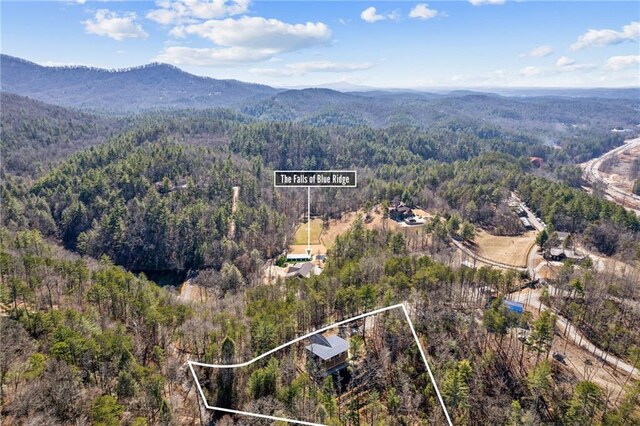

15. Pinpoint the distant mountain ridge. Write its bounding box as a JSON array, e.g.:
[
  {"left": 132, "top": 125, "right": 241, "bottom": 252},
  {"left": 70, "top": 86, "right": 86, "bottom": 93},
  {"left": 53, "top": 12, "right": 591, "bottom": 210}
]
[
  {"left": 1, "top": 54, "right": 638, "bottom": 130},
  {"left": 0, "top": 54, "right": 279, "bottom": 111}
]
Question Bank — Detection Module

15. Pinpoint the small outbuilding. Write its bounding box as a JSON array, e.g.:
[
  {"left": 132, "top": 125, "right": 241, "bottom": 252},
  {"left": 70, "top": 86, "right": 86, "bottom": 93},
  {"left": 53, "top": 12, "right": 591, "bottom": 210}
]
[
  {"left": 519, "top": 217, "right": 534, "bottom": 230},
  {"left": 286, "top": 253, "right": 312, "bottom": 262},
  {"left": 503, "top": 300, "right": 524, "bottom": 314}
]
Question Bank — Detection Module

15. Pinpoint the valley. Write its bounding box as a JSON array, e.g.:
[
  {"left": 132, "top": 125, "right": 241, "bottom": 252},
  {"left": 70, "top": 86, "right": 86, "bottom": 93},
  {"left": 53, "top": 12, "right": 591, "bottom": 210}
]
[{"left": 1, "top": 52, "right": 639, "bottom": 426}]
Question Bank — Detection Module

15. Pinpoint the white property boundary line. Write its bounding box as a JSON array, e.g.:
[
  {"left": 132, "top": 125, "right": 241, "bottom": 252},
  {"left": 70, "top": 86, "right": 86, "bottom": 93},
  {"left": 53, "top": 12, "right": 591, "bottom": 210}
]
[{"left": 187, "top": 303, "right": 453, "bottom": 426}]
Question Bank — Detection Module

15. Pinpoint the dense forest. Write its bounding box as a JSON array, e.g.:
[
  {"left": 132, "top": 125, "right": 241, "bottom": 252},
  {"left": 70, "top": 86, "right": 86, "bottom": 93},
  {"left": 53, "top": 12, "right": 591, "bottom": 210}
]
[
  {"left": 1, "top": 225, "right": 638, "bottom": 425},
  {"left": 29, "top": 132, "right": 289, "bottom": 274},
  {"left": 1, "top": 72, "right": 640, "bottom": 425},
  {"left": 0, "top": 93, "right": 125, "bottom": 176}
]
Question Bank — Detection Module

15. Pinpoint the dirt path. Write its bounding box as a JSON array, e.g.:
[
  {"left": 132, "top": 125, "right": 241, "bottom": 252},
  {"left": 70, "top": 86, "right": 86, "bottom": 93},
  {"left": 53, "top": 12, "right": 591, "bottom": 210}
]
[
  {"left": 551, "top": 333, "right": 633, "bottom": 402},
  {"left": 178, "top": 280, "right": 207, "bottom": 303},
  {"left": 228, "top": 186, "right": 240, "bottom": 239}
]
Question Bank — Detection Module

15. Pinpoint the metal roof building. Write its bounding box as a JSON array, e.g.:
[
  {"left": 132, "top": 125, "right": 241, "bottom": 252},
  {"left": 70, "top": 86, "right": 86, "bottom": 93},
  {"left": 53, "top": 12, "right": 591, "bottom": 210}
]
[
  {"left": 286, "top": 253, "right": 312, "bottom": 262},
  {"left": 285, "top": 262, "right": 315, "bottom": 278},
  {"left": 305, "top": 334, "right": 349, "bottom": 361},
  {"left": 503, "top": 300, "right": 524, "bottom": 314}
]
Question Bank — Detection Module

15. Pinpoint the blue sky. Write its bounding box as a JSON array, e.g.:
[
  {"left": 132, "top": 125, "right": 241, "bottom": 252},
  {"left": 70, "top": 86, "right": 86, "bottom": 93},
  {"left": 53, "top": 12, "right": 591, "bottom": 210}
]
[{"left": 1, "top": 1, "right": 639, "bottom": 88}]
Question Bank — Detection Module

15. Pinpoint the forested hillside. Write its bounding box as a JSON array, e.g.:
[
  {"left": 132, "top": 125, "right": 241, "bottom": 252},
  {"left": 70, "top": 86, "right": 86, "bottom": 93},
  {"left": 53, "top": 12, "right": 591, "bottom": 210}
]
[
  {"left": 3, "top": 94, "right": 638, "bottom": 276},
  {"left": 242, "top": 89, "right": 640, "bottom": 137},
  {"left": 7, "top": 128, "right": 289, "bottom": 277},
  {"left": 0, "top": 55, "right": 277, "bottom": 111},
  {"left": 0, "top": 229, "right": 191, "bottom": 424},
  {"left": 2, "top": 55, "right": 638, "bottom": 147},
  {"left": 0, "top": 93, "right": 123, "bottom": 175},
  {"left": 2, "top": 224, "right": 638, "bottom": 424},
  {"left": 1, "top": 59, "right": 640, "bottom": 425}
]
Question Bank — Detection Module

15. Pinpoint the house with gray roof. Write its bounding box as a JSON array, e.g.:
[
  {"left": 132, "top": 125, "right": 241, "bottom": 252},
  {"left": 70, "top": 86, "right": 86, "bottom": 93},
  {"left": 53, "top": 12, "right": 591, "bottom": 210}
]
[
  {"left": 285, "top": 262, "right": 318, "bottom": 279},
  {"left": 544, "top": 232, "right": 583, "bottom": 261},
  {"left": 305, "top": 333, "right": 349, "bottom": 374}
]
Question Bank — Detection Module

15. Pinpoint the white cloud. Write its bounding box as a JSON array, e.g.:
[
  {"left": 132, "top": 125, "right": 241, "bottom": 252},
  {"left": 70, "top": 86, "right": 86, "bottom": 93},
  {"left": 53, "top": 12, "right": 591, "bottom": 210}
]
[
  {"left": 360, "top": 7, "right": 386, "bottom": 23},
  {"left": 387, "top": 10, "right": 402, "bottom": 22},
  {"left": 84, "top": 9, "right": 148, "bottom": 41},
  {"left": 469, "top": 0, "right": 506, "bottom": 6},
  {"left": 519, "top": 60, "right": 595, "bottom": 77},
  {"left": 250, "top": 61, "right": 373, "bottom": 77},
  {"left": 409, "top": 4, "right": 439, "bottom": 20},
  {"left": 571, "top": 21, "right": 640, "bottom": 50},
  {"left": 146, "top": 0, "right": 250, "bottom": 25},
  {"left": 560, "top": 63, "right": 596, "bottom": 73},
  {"left": 359, "top": 7, "right": 401, "bottom": 23},
  {"left": 521, "top": 45, "right": 554, "bottom": 58},
  {"left": 156, "top": 16, "right": 332, "bottom": 66},
  {"left": 604, "top": 55, "right": 640, "bottom": 71},
  {"left": 170, "top": 17, "right": 330, "bottom": 50},
  {"left": 556, "top": 56, "right": 575, "bottom": 67},
  {"left": 519, "top": 66, "right": 546, "bottom": 77},
  {"left": 156, "top": 46, "right": 279, "bottom": 66}
]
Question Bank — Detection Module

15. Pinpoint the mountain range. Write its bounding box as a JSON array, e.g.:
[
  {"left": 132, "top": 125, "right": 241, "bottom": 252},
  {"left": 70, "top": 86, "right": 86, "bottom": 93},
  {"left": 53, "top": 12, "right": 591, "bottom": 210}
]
[
  {"left": 1, "top": 54, "right": 638, "bottom": 130},
  {"left": 0, "top": 54, "right": 278, "bottom": 111}
]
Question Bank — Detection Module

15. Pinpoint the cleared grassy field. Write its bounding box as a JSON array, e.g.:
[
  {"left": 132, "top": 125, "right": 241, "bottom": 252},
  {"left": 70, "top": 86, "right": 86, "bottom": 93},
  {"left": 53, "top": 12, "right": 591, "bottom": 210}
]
[
  {"left": 475, "top": 229, "right": 536, "bottom": 268},
  {"left": 289, "top": 207, "right": 431, "bottom": 256},
  {"left": 292, "top": 218, "right": 324, "bottom": 245}
]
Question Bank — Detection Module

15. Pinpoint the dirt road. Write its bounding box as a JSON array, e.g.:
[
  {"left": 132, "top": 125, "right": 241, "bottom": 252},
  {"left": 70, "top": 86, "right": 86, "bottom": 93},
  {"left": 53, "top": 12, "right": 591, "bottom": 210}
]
[
  {"left": 228, "top": 186, "right": 240, "bottom": 239},
  {"left": 582, "top": 137, "right": 640, "bottom": 215}
]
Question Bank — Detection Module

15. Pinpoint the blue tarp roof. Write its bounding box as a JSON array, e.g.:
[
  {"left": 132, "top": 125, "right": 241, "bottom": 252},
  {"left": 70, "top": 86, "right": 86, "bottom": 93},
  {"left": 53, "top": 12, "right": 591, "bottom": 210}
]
[
  {"left": 305, "top": 334, "right": 349, "bottom": 360},
  {"left": 504, "top": 300, "right": 524, "bottom": 313}
]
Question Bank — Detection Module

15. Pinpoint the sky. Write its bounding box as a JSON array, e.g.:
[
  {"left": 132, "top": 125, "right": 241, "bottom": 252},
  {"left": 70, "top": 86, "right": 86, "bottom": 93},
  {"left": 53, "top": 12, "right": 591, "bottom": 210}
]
[{"left": 1, "top": 0, "right": 639, "bottom": 89}]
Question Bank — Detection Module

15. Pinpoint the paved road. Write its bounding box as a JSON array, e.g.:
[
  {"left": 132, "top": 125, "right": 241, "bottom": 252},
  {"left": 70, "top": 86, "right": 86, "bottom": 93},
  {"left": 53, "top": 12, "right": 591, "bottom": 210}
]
[
  {"left": 512, "top": 194, "right": 545, "bottom": 279},
  {"left": 517, "top": 200, "right": 546, "bottom": 232},
  {"left": 581, "top": 137, "right": 640, "bottom": 215},
  {"left": 428, "top": 194, "right": 638, "bottom": 378},
  {"left": 510, "top": 287, "right": 639, "bottom": 378},
  {"left": 546, "top": 283, "right": 640, "bottom": 314}
]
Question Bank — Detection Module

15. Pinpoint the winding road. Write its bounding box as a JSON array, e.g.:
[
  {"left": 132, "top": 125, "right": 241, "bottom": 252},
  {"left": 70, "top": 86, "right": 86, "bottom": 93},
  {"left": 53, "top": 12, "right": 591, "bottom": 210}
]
[
  {"left": 582, "top": 137, "right": 640, "bottom": 215},
  {"left": 452, "top": 194, "right": 543, "bottom": 278},
  {"left": 509, "top": 286, "right": 639, "bottom": 378},
  {"left": 449, "top": 190, "right": 639, "bottom": 381}
]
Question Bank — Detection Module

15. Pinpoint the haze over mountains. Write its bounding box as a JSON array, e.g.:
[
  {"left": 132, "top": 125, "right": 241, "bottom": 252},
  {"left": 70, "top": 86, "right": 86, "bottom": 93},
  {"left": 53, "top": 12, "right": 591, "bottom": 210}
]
[
  {"left": 1, "top": 54, "right": 639, "bottom": 131},
  {"left": 0, "top": 55, "right": 278, "bottom": 111}
]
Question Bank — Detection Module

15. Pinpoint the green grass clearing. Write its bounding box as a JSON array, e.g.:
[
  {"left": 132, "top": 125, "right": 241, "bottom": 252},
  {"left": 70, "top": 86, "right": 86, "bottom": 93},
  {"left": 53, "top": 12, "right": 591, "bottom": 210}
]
[{"left": 293, "top": 218, "right": 324, "bottom": 245}]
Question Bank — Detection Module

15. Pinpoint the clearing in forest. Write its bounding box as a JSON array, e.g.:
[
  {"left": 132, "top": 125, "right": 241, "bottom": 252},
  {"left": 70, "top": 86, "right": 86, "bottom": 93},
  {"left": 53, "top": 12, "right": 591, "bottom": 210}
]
[
  {"left": 288, "top": 206, "right": 432, "bottom": 256},
  {"left": 599, "top": 143, "right": 640, "bottom": 194},
  {"left": 474, "top": 230, "right": 537, "bottom": 268},
  {"left": 293, "top": 218, "right": 324, "bottom": 245}
]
